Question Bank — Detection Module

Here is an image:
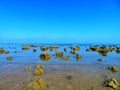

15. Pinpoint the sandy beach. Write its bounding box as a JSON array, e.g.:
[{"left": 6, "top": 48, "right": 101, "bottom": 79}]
[{"left": 0, "top": 62, "right": 120, "bottom": 90}]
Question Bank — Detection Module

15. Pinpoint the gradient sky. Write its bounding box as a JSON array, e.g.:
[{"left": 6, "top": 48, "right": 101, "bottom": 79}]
[{"left": 0, "top": 0, "right": 120, "bottom": 43}]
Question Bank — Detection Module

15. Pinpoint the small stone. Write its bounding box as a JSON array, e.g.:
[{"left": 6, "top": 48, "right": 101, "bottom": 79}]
[
  {"left": 97, "top": 58, "right": 102, "bottom": 62},
  {"left": 25, "top": 66, "right": 32, "bottom": 71},
  {"left": 6, "top": 56, "right": 13, "bottom": 60},
  {"left": 65, "top": 76, "right": 72, "bottom": 80}
]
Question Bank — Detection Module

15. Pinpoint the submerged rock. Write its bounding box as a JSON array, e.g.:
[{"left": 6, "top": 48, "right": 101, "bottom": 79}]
[
  {"left": 107, "top": 66, "right": 118, "bottom": 72},
  {"left": 29, "top": 44, "right": 37, "bottom": 48},
  {"left": 6, "top": 56, "right": 13, "bottom": 60},
  {"left": 23, "top": 79, "right": 47, "bottom": 90},
  {"left": 97, "top": 58, "right": 102, "bottom": 62},
  {"left": 105, "top": 78, "right": 120, "bottom": 89},
  {"left": 40, "top": 52, "right": 51, "bottom": 61},
  {"left": 34, "top": 64, "right": 44, "bottom": 76}
]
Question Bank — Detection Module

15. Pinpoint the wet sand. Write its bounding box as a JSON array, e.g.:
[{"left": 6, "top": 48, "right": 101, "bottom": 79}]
[{"left": 0, "top": 63, "right": 120, "bottom": 90}]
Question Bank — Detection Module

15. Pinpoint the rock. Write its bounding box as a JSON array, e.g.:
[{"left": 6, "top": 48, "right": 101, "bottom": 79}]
[
  {"left": 97, "top": 58, "right": 102, "bottom": 62},
  {"left": 86, "top": 48, "right": 91, "bottom": 51},
  {"left": 105, "top": 78, "right": 120, "bottom": 89},
  {"left": 49, "top": 46, "right": 59, "bottom": 49},
  {"left": 33, "top": 64, "right": 44, "bottom": 76},
  {"left": 70, "top": 51, "right": 76, "bottom": 54},
  {"left": 109, "top": 47, "right": 115, "bottom": 52},
  {"left": 33, "top": 48, "right": 37, "bottom": 52},
  {"left": 76, "top": 54, "right": 82, "bottom": 60},
  {"left": 108, "top": 66, "right": 118, "bottom": 72},
  {"left": 4, "top": 50, "right": 9, "bottom": 54},
  {"left": 75, "top": 46, "right": 80, "bottom": 51},
  {"left": 0, "top": 48, "right": 4, "bottom": 54},
  {"left": 64, "top": 48, "right": 67, "bottom": 52},
  {"left": 55, "top": 50, "right": 63, "bottom": 58},
  {"left": 23, "top": 79, "right": 47, "bottom": 90},
  {"left": 29, "top": 44, "right": 37, "bottom": 48},
  {"left": 89, "top": 46, "right": 99, "bottom": 51},
  {"left": 6, "top": 56, "right": 13, "bottom": 60},
  {"left": 97, "top": 48, "right": 109, "bottom": 56},
  {"left": 65, "top": 76, "right": 72, "bottom": 80},
  {"left": 40, "top": 46, "right": 48, "bottom": 51},
  {"left": 22, "top": 45, "right": 30, "bottom": 50},
  {"left": 62, "top": 56, "right": 69, "bottom": 60},
  {"left": 25, "top": 66, "right": 32, "bottom": 71},
  {"left": 116, "top": 48, "right": 120, "bottom": 54},
  {"left": 14, "top": 51, "right": 17, "bottom": 53},
  {"left": 40, "top": 52, "right": 51, "bottom": 61}
]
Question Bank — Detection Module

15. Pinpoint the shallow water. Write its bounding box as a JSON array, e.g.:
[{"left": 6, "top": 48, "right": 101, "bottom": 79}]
[{"left": 0, "top": 43, "right": 120, "bottom": 65}]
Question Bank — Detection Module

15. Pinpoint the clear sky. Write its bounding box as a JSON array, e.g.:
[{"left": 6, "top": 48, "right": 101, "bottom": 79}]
[{"left": 0, "top": 0, "right": 120, "bottom": 44}]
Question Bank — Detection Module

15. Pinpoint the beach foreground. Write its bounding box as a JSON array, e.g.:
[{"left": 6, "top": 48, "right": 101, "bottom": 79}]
[{"left": 0, "top": 63, "right": 120, "bottom": 90}]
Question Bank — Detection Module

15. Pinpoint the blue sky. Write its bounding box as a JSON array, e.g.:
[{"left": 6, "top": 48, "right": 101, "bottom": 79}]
[{"left": 0, "top": 0, "right": 120, "bottom": 43}]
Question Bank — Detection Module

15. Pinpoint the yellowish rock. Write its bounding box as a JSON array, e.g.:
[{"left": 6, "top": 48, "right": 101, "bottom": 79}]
[
  {"left": 25, "top": 66, "right": 32, "bottom": 71},
  {"left": 4, "top": 50, "right": 9, "bottom": 54},
  {"left": 0, "top": 48, "right": 4, "bottom": 54},
  {"left": 105, "top": 78, "right": 120, "bottom": 89},
  {"left": 40, "top": 46, "right": 48, "bottom": 51},
  {"left": 23, "top": 79, "right": 47, "bottom": 90},
  {"left": 76, "top": 54, "right": 82, "bottom": 60},
  {"left": 6, "top": 56, "right": 13, "bottom": 60},
  {"left": 62, "top": 56, "right": 69, "bottom": 60},
  {"left": 22, "top": 45, "right": 30, "bottom": 50},
  {"left": 40, "top": 52, "right": 51, "bottom": 61},
  {"left": 108, "top": 66, "right": 118, "bottom": 72},
  {"left": 55, "top": 50, "right": 63, "bottom": 58},
  {"left": 34, "top": 64, "right": 44, "bottom": 76}
]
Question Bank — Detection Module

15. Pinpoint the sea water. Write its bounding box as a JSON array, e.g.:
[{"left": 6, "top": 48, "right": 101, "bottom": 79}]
[{"left": 0, "top": 43, "right": 120, "bottom": 65}]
